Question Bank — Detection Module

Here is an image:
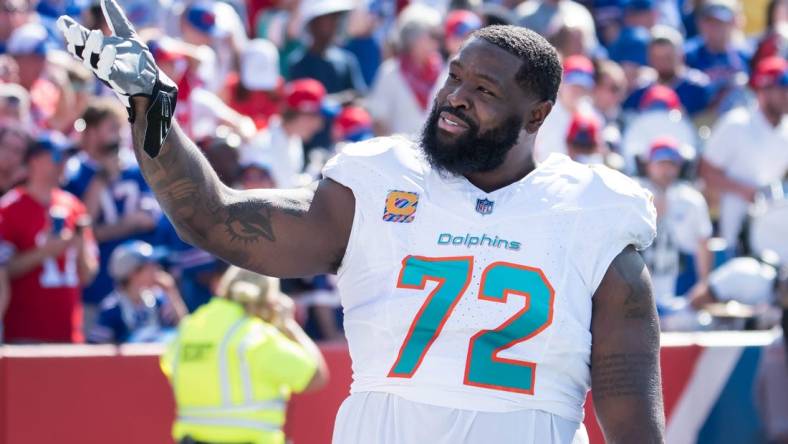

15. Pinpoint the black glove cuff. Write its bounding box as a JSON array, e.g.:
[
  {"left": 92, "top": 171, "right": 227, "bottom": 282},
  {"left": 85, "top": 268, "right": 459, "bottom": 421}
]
[{"left": 133, "top": 77, "right": 178, "bottom": 158}]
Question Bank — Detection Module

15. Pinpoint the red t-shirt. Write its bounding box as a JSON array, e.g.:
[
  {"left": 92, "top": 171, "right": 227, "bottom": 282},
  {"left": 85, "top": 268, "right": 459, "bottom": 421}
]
[
  {"left": 0, "top": 187, "right": 93, "bottom": 343},
  {"left": 225, "top": 72, "right": 283, "bottom": 130}
]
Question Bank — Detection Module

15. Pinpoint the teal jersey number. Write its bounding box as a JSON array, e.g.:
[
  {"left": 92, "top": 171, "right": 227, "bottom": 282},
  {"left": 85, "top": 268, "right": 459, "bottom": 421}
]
[
  {"left": 465, "top": 262, "right": 554, "bottom": 394},
  {"left": 389, "top": 256, "right": 554, "bottom": 394},
  {"left": 388, "top": 255, "right": 473, "bottom": 377}
]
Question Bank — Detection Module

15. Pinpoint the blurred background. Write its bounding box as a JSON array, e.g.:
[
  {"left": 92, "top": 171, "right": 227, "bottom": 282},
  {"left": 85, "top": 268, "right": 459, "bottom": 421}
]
[{"left": 0, "top": 0, "right": 786, "bottom": 442}]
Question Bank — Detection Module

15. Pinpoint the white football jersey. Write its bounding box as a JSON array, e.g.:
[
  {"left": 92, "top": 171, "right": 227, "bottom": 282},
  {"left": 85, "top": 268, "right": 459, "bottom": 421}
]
[{"left": 322, "top": 137, "right": 656, "bottom": 439}]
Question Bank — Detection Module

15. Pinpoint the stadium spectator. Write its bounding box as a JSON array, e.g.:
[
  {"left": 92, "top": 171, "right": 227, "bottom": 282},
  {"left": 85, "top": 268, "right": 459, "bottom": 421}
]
[
  {"left": 0, "top": 122, "right": 29, "bottom": 195},
  {"left": 288, "top": 0, "right": 366, "bottom": 149},
  {"left": 592, "top": 59, "right": 627, "bottom": 127},
  {"left": 565, "top": 110, "right": 604, "bottom": 164},
  {"left": 624, "top": 25, "right": 712, "bottom": 116},
  {"left": 620, "top": 0, "right": 658, "bottom": 30},
  {"left": 0, "top": 54, "right": 19, "bottom": 83},
  {"left": 179, "top": 1, "right": 247, "bottom": 94},
  {"left": 684, "top": 0, "right": 750, "bottom": 112},
  {"left": 699, "top": 56, "right": 788, "bottom": 253},
  {"left": 252, "top": 0, "right": 302, "bottom": 78},
  {"left": 367, "top": 3, "right": 443, "bottom": 137},
  {"left": 332, "top": 105, "right": 373, "bottom": 145},
  {"left": 223, "top": 38, "right": 283, "bottom": 130},
  {"left": 535, "top": 54, "right": 597, "bottom": 161},
  {"left": 87, "top": 240, "right": 185, "bottom": 343},
  {"left": 239, "top": 158, "right": 276, "bottom": 190},
  {"left": 6, "top": 23, "right": 63, "bottom": 129},
  {"left": 515, "top": 0, "right": 598, "bottom": 51},
  {"left": 750, "top": 0, "right": 788, "bottom": 70},
  {"left": 639, "top": 137, "right": 712, "bottom": 303},
  {"left": 287, "top": 0, "right": 367, "bottom": 97},
  {"left": 343, "top": 3, "right": 383, "bottom": 87},
  {"left": 240, "top": 78, "right": 328, "bottom": 189},
  {"left": 0, "top": 132, "right": 98, "bottom": 343},
  {"left": 688, "top": 256, "right": 779, "bottom": 309},
  {"left": 429, "top": 9, "right": 482, "bottom": 104},
  {"left": 0, "top": 82, "right": 30, "bottom": 125},
  {"left": 147, "top": 37, "right": 256, "bottom": 143},
  {"left": 64, "top": 99, "right": 160, "bottom": 329},
  {"left": 607, "top": 23, "right": 651, "bottom": 92},
  {"left": 160, "top": 266, "right": 328, "bottom": 444},
  {"left": 0, "top": 0, "right": 29, "bottom": 54}
]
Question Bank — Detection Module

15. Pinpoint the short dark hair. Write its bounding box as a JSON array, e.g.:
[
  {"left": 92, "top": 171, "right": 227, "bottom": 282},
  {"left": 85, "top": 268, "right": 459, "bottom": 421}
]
[
  {"left": 470, "top": 25, "right": 563, "bottom": 103},
  {"left": 81, "top": 97, "right": 125, "bottom": 129}
]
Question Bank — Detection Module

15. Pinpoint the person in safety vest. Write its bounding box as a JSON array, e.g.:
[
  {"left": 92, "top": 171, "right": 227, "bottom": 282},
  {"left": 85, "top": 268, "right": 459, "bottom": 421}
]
[{"left": 160, "top": 265, "right": 328, "bottom": 444}]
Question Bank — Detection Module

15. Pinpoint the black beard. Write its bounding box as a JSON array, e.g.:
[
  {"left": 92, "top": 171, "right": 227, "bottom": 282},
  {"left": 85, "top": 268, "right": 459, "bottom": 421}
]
[{"left": 419, "top": 104, "right": 523, "bottom": 176}]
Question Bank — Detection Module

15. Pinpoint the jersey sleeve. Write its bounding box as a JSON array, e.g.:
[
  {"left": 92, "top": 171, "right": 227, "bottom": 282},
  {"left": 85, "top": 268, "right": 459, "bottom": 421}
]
[
  {"left": 249, "top": 326, "right": 317, "bottom": 394},
  {"left": 584, "top": 165, "right": 658, "bottom": 294}
]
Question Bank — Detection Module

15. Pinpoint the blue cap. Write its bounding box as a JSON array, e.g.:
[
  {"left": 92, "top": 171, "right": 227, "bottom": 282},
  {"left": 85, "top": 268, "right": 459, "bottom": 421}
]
[
  {"left": 109, "top": 240, "right": 167, "bottom": 281},
  {"left": 623, "top": 0, "right": 655, "bottom": 11},
  {"left": 702, "top": 1, "right": 735, "bottom": 22},
  {"left": 25, "top": 131, "right": 73, "bottom": 163},
  {"left": 608, "top": 26, "right": 650, "bottom": 66}
]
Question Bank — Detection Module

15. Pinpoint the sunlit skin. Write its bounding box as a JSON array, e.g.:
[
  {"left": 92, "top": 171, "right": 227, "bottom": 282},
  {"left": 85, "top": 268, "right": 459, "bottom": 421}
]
[{"left": 431, "top": 38, "right": 552, "bottom": 192}]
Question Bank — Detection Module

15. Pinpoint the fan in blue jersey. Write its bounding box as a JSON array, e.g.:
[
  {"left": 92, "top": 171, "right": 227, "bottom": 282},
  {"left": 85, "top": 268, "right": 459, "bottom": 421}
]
[
  {"left": 87, "top": 240, "right": 185, "bottom": 343},
  {"left": 63, "top": 98, "right": 161, "bottom": 327}
]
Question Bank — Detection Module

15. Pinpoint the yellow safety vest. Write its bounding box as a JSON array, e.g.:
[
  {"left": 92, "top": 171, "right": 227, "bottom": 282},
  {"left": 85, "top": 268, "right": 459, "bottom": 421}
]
[{"left": 161, "top": 298, "right": 317, "bottom": 444}]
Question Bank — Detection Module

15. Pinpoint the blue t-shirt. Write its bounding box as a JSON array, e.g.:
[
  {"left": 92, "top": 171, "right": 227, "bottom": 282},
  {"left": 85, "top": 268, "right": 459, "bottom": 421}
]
[
  {"left": 684, "top": 37, "right": 750, "bottom": 89},
  {"left": 154, "top": 217, "right": 217, "bottom": 312},
  {"left": 87, "top": 288, "right": 176, "bottom": 343},
  {"left": 287, "top": 46, "right": 367, "bottom": 94},
  {"left": 623, "top": 69, "right": 712, "bottom": 115},
  {"left": 64, "top": 154, "right": 159, "bottom": 304}
]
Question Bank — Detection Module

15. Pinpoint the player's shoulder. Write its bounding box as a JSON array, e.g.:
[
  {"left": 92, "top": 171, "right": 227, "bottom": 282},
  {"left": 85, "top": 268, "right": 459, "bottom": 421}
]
[
  {"left": 538, "top": 154, "right": 653, "bottom": 210},
  {"left": 325, "top": 136, "right": 425, "bottom": 178}
]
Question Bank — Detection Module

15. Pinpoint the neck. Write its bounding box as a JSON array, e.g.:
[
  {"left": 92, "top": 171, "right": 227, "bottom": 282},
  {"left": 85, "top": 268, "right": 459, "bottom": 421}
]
[
  {"left": 464, "top": 137, "right": 536, "bottom": 193},
  {"left": 25, "top": 180, "right": 54, "bottom": 204}
]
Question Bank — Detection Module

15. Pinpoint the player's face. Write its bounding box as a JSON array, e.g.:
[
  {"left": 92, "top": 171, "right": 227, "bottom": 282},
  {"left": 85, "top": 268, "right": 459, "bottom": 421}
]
[{"left": 422, "top": 38, "right": 534, "bottom": 176}]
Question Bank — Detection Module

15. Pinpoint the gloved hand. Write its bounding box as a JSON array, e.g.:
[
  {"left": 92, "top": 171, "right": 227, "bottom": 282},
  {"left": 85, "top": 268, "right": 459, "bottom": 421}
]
[{"left": 56, "top": 0, "right": 177, "bottom": 158}]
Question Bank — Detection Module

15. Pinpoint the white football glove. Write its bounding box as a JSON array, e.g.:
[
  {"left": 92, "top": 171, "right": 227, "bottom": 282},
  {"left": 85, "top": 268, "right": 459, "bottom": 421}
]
[{"left": 56, "top": 0, "right": 178, "bottom": 158}]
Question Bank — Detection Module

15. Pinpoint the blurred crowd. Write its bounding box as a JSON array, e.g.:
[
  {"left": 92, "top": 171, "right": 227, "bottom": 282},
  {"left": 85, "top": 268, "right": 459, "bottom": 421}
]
[{"left": 0, "top": 0, "right": 786, "bottom": 346}]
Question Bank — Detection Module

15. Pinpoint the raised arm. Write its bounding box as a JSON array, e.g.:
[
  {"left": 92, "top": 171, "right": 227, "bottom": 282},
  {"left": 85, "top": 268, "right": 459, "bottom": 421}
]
[
  {"left": 129, "top": 99, "right": 353, "bottom": 277},
  {"left": 56, "top": 1, "right": 354, "bottom": 278},
  {"left": 591, "top": 246, "right": 665, "bottom": 444}
]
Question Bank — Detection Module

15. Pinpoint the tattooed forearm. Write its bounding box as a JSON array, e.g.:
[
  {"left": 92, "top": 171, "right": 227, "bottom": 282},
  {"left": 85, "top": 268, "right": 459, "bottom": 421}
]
[
  {"left": 591, "top": 246, "right": 665, "bottom": 443},
  {"left": 592, "top": 352, "right": 660, "bottom": 400},
  {"left": 128, "top": 106, "right": 312, "bottom": 273}
]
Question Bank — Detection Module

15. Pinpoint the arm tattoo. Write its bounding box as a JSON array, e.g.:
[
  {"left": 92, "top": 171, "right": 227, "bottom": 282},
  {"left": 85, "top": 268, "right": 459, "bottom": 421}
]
[
  {"left": 226, "top": 201, "right": 275, "bottom": 243},
  {"left": 592, "top": 352, "right": 659, "bottom": 400},
  {"left": 130, "top": 121, "right": 306, "bottom": 270}
]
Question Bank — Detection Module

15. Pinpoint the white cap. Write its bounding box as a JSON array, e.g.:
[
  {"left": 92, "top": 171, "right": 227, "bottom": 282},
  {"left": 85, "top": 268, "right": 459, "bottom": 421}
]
[
  {"left": 709, "top": 257, "right": 777, "bottom": 305},
  {"left": 6, "top": 23, "right": 49, "bottom": 56},
  {"left": 241, "top": 39, "right": 280, "bottom": 91},
  {"left": 300, "top": 0, "right": 354, "bottom": 26}
]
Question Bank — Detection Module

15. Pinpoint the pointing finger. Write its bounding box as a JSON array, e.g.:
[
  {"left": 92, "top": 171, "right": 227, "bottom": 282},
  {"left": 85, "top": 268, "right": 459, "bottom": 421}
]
[{"left": 100, "top": 0, "right": 136, "bottom": 38}]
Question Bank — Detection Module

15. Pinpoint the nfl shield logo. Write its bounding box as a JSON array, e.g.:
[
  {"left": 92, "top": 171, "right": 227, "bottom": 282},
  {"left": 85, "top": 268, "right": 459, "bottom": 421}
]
[{"left": 475, "top": 198, "right": 494, "bottom": 215}]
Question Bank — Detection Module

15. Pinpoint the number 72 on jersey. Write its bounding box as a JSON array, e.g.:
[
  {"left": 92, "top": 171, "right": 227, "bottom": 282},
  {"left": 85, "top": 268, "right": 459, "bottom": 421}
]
[{"left": 388, "top": 255, "right": 555, "bottom": 394}]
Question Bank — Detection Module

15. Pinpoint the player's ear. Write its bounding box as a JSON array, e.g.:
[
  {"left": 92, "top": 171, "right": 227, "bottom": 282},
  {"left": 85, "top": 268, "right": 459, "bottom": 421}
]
[{"left": 523, "top": 100, "right": 553, "bottom": 134}]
